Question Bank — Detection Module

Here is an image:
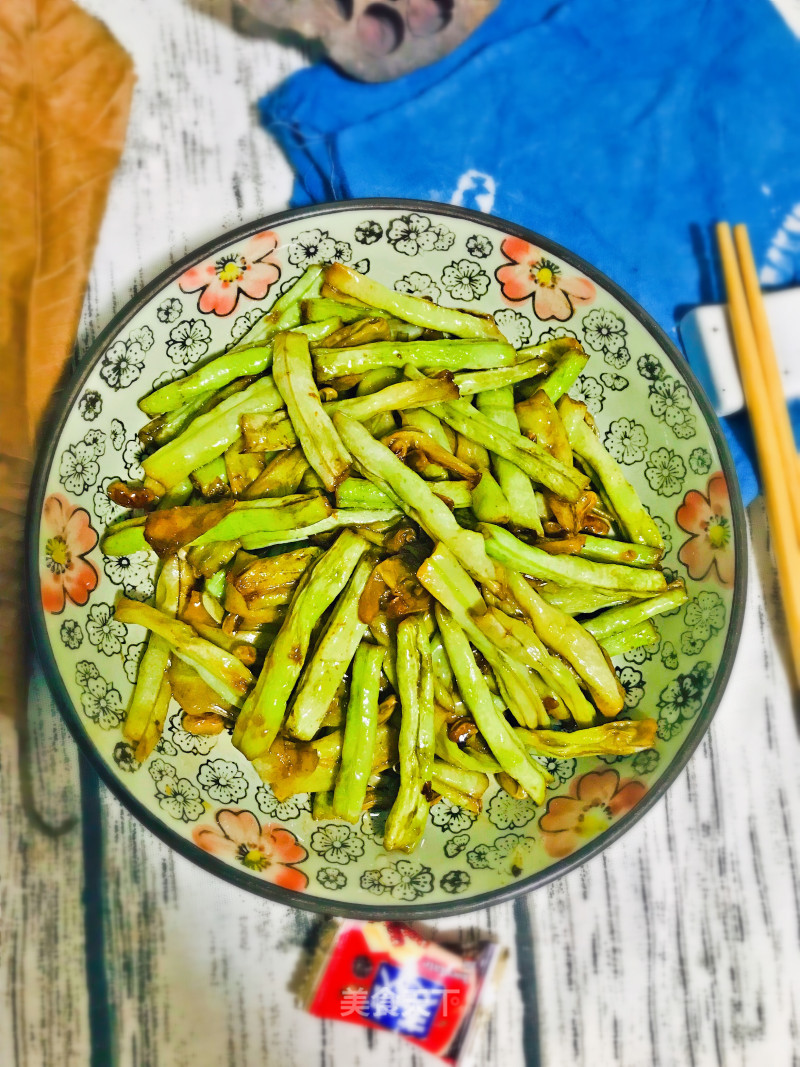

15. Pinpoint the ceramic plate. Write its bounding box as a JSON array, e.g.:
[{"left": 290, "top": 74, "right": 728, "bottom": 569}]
[{"left": 27, "top": 200, "right": 746, "bottom": 917}]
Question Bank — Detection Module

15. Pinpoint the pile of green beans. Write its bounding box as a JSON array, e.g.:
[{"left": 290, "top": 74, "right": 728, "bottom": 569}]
[{"left": 105, "top": 262, "right": 681, "bottom": 850}]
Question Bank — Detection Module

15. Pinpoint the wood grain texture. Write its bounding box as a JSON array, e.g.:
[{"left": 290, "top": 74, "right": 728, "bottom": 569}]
[
  {"left": 0, "top": 676, "right": 88, "bottom": 1067},
  {"left": 98, "top": 794, "right": 526, "bottom": 1067},
  {"left": 0, "top": 0, "right": 133, "bottom": 725},
  {"left": 4, "top": 1, "right": 800, "bottom": 1064},
  {"left": 73, "top": 0, "right": 305, "bottom": 352},
  {"left": 526, "top": 506, "right": 800, "bottom": 1067}
]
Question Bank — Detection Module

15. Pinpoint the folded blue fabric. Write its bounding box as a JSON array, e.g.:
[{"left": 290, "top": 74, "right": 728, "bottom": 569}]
[{"left": 260, "top": 0, "right": 800, "bottom": 505}]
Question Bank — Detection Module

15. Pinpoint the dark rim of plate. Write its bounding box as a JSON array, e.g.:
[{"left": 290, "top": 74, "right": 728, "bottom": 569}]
[{"left": 25, "top": 198, "right": 747, "bottom": 920}]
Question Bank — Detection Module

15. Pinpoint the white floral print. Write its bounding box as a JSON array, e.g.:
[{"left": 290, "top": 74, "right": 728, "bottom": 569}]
[
  {"left": 430, "top": 802, "right": 476, "bottom": 834},
  {"left": 649, "top": 376, "right": 696, "bottom": 439},
  {"left": 197, "top": 759, "right": 248, "bottom": 803},
  {"left": 582, "top": 308, "right": 627, "bottom": 355},
  {"left": 59, "top": 440, "right": 100, "bottom": 495},
  {"left": 443, "top": 833, "right": 470, "bottom": 858},
  {"left": 92, "top": 477, "right": 125, "bottom": 527},
  {"left": 168, "top": 710, "right": 219, "bottom": 755},
  {"left": 122, "top": 436, "right": 146, "bottom": 480},
  {"left": 466, "top": 833, "right": 535, "bottom": 877},
  {"left": 355, "top": 220, "right": 382, "bottom": 245},
  {"left": 255, "top": 784, "right": 310, "bottom": 821},
  {"left": 78, "top": 390, "right": 103, "bottom": 422},
  {"left": 569, "top": 375, "right": 604, "bottom": 415},
  {"left": 99, "top": 326, "right": 152, "bottom": 390},
  {"left": 157, "top": 297, "right": 182, "bottom": 323},
  {"left": 441, "top": 259, "right": 490, "bottom": 302},
  {"left": 228, "top": 308, "right": 264, "bottom": 348},
  {"left": 80, "top": 674, "right": 124, "bottom": 729},
  {"left": 103, "top": 551, "right": 154, "bottom": 600},
  {"left": 604, "top": 417, "right": 648, "bottom": 464},
  {"left": 75, "top": 660, "right": 100, "bottom": 690},
  {"left": 466, "top": 234, "right": 492, "bottom": 258},
  {"left": 617, "top": 665, "right": 645, "bottom": 708},
  {"left": 149, "top": 758, "right": 204, "bottom": 822},
  {"left": 86, "top": 602, "right": 127, "bottom": 656},
  {"left": 110, "top": 419, "right": 126, "bottom": 451},
  {"left": 60, "top": 619, "right": 83, "bottom": 650},
  {"left": 486, "top": 791, "right": 538, "bottom": 830},
  {"left": 645, "top": 448, "right": 686, "bottom": 497},
  {"left": 167, "top": 318, "right": 211, "bottom": 366},
  {"left": 123, "top": 641, "right": 146, "bottom": 683},
  {"left": 359, "top": 859, "right": 434, "bottom": 901},
  {"left": 310, "top": 824, "right": 365, "bottom": 865},
  {"left": 394, "top": 272, "right": 440, "bottom": 301},
  {"left": 386, "top": 213, "right": 454, "bottom": 256},
  {"left": 494, "top": 308, "right": 532, "bottom": 349},
  {"left": 316, "top": 867, "right": 347, "bottom": 890},
  {"left": 288, "top": 228, "right": 351, "bottom": 267}
]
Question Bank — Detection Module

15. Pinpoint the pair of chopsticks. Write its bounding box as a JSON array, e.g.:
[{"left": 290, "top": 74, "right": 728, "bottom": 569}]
[{"left": 716, "top": 223, "right": 800, "bottom": 683}]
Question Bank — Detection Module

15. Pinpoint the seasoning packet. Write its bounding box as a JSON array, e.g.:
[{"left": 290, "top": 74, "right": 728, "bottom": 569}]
[{"left": 300, "top": 920, "right": 506, "bottom": 1064}]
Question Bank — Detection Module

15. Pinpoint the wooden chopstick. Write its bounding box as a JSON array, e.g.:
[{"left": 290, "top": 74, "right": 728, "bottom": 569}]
[
  {"left": 733, "top": 224, "right": 800, "bottom": 545},
  {"left": 716, "top": 221, "right": 800, "bottom": 685}
]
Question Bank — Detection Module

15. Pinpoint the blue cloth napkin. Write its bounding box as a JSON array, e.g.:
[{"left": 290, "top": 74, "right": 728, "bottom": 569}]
[{"left": 260, "top": 0, "right": 800, "bottom": 505}]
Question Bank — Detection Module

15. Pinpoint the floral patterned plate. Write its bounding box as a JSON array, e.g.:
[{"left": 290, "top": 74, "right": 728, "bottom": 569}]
[{"left": 27, "top": 200, "right": 746, "bottom": 917}]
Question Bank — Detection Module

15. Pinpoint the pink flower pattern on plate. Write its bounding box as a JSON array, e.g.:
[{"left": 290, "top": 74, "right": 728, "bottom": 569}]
[
  {"left": 676, "top": 471, "right": 734, "bottom": 587},
  {"left": 495, "top": 236, "right": 595, "bottom": 321},
  {"left": 178, "top": 231, "right": 281, "bottom": 316},
  {"left": 193, "top": 809, "right": 308, "bottom": 890},
  {"left": 539, "top": 768, "right": 646, "bottom": 858},
  {"left": 41, "top": 494, "right": 99, "bottom": 614}
]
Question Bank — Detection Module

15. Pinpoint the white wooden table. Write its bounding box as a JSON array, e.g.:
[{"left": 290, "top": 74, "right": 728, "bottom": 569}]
[{"left": 3, "top": 3, "right": 800, "bottom": 1064}]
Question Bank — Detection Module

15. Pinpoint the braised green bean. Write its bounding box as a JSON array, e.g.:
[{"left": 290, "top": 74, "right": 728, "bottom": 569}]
[{"left": 104, "top": 261, "right": 669, "bottom": 849}]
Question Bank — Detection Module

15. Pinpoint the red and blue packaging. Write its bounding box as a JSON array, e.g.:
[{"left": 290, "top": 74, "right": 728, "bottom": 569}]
[{"left": 302, "top": 920, "right": 506, "bottom": 1063}]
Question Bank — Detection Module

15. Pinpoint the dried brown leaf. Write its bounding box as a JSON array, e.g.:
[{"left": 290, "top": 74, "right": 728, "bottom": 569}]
[{"left": 0, "top": 0, "right": 133, "bottom": 717}]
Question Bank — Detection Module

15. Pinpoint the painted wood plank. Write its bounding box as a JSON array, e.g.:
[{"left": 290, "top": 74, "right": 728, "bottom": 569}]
[
  {"left": 524, "top": 505, "right": 800, "bottom": 1066},
  {"left": 99, "top": 791, "right": 526, "bottom": 1067},
  {"left": 75, "top": 0, "right": 305, "bottom": 351},
  {"left": 0, "top": 673, "right": 89, "bottom": 1067},
  {"left": 7, "top": 1, "right": 799, "bottom": 1064},
  {"left": 60, "top": 4, "right": 526, "bottom": 1066}
]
